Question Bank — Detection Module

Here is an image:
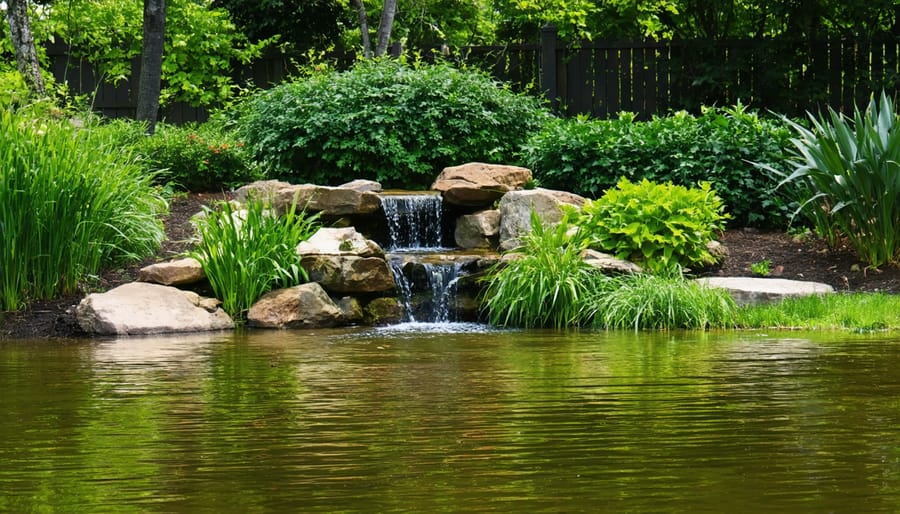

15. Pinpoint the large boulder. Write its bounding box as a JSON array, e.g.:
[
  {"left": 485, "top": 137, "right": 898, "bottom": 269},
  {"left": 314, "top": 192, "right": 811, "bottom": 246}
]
[
  {"left": 138, "top": 258, "right": 205, "bottom": 286},
  {"left": 431, "top": 162, "right": 532, "bottom": 207},
  {"left": 498, "top": 188, "right": 586, "bottom": 251},
  {"left": 273, "top": 184, "right": 382, "bottom": 216},
  {"left": 247, "top": 283, "right": 344, "bottom": 329},
  {"left": 696, "top": 277, "right": 834, "bottom": 306},
  {"left": 234, "top": 180, "right": 293, "bottom": 204},
  {"left": 454, "top": 209, "right": 500, "bottom": 249},
  {"left": 76, "top": 282, "right": 233, "bottom": 335},
  {"left": 301, "top": 255, "right": 396, "bottom": 294}
]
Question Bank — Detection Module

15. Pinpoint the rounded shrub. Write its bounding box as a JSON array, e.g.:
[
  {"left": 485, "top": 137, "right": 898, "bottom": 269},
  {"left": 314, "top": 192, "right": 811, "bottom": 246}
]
[{"left": 235, "top": 59, "right": 549, "bottom": 188}]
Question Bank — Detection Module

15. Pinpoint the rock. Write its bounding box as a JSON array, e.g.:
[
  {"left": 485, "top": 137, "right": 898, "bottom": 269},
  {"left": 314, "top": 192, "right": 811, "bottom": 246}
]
[
  {"left": 233, "top": 180, "right": 293, "bottom": 204},
  {"left": 337, "top": 297, "right": 365, "bottom": 324},
  {"left": 454, "top": 209, "right": 501, "bottom": 249},
  {"left": 296, "top": 227, "right": 384, "bottom": 258},
  {"left": 706, "top": 240, "right": 729, "bottom": 263},
  {"left": 273, "top": 184, "right": 381, "bottom": 216},
  {"left": 498, "top": 188, "right": 586, "bottom": 251},
  {"left": 696, "top": 277, "right": 834, "bottom": 306},
  {"left": 138, "top": 258, "right": 205, "bottom": 286},
  {"left": 431, "top": 162, "right": 532, "bottom": 207},
  {"left": 364, "top": 297, "right": 404, "bottom": 325},
  {"left": 247, "top": 283, "right": 343, "bottom": 329},
  {"left": 582, "top": 249, "right": 642, "bottom": 274},
  {"left": 338, "top": 179, "right": 382, "bottom": 192},
  {"left": 76, "top": 282, "right": 233, "bottom": 335},
  {"left": 301, "top": 255, "right": 396, "bottom": 294}
]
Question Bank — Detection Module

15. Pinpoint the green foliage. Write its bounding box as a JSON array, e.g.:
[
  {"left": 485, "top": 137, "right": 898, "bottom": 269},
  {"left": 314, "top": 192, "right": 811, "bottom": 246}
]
[
  {"left": 136, "top": 122, "right": 262, "bottom": 192},
  {"left": 762, "top": 92, "right": 900, "bottom": 268},
  {"left": 593, "top": 271, "right": 737, "bottom": 330},
  {"left": 0, "top": 108, "right": 167, "bottom": 311},
  {"left": 481, "top": 210, "right": 609, "bottom": 329},
  {"left": 190, "top": 197, "right": 320, "bottom": 321},
  {"left": 575, "top": 178, "right": 730, "bottom": 274},
  {"left": 736, "top": 292, "right": 900, "bottom": 332},
  {"left": 521, "top": 106, "right": 794, "bottom": 228},
  {"left": 235, "top": 59, "right": 548, "bottom": 188},
  {"left": 750, "top": 259, "right": 772, "bottom": 276}
]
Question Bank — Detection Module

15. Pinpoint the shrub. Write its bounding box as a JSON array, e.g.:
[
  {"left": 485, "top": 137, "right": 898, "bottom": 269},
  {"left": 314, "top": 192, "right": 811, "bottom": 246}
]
[
  {"left": 575, "top": 178, "right": 730, "bottom": 274},
  {"left": 521, "top": 105, "right": 794, "bottom": 228},
  {"left": 761, "top": 92, "right": 900, "bottom": 268},
  {"left": 481, "top": 210, "right": 609, "bottom": 329},
  {"left": 0, "top": 109, "right": 167, "bottom": 311},
  {"left": 136, "top": 122, "right": 262, "bottom": 192},
  {"left": 235, "top": 59, "right": 549, "bottom": 188},
  {"left": 190, "top": 197, "right": 320, "bottom": 321}
]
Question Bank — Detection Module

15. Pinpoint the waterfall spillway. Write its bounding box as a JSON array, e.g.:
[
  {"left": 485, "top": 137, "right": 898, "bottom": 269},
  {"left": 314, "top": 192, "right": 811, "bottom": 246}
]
[{"left": 379, "top": 193, "right": 463, "bottom": 323}]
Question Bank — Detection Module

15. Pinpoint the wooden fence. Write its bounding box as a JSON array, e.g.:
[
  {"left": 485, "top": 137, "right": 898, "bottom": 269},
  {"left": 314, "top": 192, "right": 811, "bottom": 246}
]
[{"left": 45, "top": 29, "right": 900, "bottom": 123}]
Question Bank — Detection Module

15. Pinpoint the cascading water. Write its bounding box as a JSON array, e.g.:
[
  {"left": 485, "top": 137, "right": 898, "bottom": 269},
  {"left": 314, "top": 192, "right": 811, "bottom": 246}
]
[{"left": 380, "top": 193, "right": 464, "bottom": 323}]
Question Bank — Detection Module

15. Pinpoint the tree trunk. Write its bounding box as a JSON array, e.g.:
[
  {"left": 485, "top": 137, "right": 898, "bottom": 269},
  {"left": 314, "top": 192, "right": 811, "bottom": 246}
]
[
  {"left": 350, "top": 0, "right": 372, "bottom": 57},
  {"left": 374, "top": 0, "right": 397, "bottom": 57},
  {"left": 6, "top": 0, "right": 45, "bottom": 96},
  {"left": 136, "top": 0, "right": 166, "bottom": 134}
]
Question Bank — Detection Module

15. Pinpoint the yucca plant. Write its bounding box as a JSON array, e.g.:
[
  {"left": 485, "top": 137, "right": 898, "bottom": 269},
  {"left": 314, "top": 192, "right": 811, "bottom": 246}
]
[
  {"left": 763, "top": 91, "right": 900, "bottom": 267},
  {"left": 190, "top": 197, "right": 320, "bottom": 321},
  {"left": 0, "top": 109, "right": 167, "bottom": 311},
  {"left": 481, "top": 210, "right": 609, "bottom": 329}
]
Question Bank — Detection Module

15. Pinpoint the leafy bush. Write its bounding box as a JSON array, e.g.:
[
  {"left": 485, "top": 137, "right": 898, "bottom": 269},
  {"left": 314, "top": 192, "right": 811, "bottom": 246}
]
[
  {"left": 575, "top": 178, "right": 729, "bottom": 274},
  {"left": 481, "top": 210, "right": 609, "bottom": 329},
  {"left": 0, "top": 109, "right": 167, "bottom": 311},
  {"left": 190, "top": 197, "right": 320, "bottom": 321},
  {"left": 521, "top": 105, "right": 794, "bottom": 228},
  {"left": 137, "top": 122, "right": 262, "bottom": 192},
  {"left": 235, "top": 59, "right": 549, "bottom": 188},
  {"left": 761, "top": 92, "right": 900, "bottom": 268},
  {"left": 592, "top": 271, "right": 737, "bottom": 330}
]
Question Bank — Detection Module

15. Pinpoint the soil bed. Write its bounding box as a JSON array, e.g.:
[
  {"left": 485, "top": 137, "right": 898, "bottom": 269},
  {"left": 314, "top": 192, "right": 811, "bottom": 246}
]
[{"left": 2, "top": 194, "right": 898, "bottom": 339}]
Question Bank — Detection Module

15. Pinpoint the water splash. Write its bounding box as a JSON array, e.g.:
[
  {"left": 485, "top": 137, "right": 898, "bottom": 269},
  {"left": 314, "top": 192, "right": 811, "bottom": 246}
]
[{"left": 389, "top": 257, "right": 463, "bottom": 323}]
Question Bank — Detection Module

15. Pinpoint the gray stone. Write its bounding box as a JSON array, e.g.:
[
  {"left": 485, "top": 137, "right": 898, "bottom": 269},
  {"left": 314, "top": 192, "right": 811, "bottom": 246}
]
[
  {"left": 498, "top": 188, "right": 586, "bottom": 250},
  {"left": 454, "top": 209, "right": 501, "bottom": 249},
  {"left": 76, "top": 282, "right": 233, "bottom": 335},
  {"left": 696, "top": 277, "right": 834, "bottom": 306},
  {"left": 431, "top": 162, "right": 532, "bottom": 207},
  {"left": 274, "top": 184, "right": 382, "bottom": 216},
  {"left": 337, "top": 296, "right": 365, "bottom": 324},
  {"left": 296, "top": 227, "right": 384, "bottom": 258},
  {"left": 138, "top": 258, "right": 205, "bottom": 286},
  {"left": 233, "top": 180, "right": 293, "bottom": 204},
  {"left": 582, "top": 249, "right": 642, "bottom": 274},
  {"left": 301, "top": 255, "right": 396, "bottom": 294},
  {"left": 339, "top": 179, "right": 382, "bottom": 192},
  {"left": 247, "top": 283, "right": 344, "bottom": 329}
]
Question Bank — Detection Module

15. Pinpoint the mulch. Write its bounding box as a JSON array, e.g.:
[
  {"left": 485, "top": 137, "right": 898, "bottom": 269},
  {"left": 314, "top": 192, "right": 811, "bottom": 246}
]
[{"left": 2, "top": 194, "right": 898, "bottom": 339}]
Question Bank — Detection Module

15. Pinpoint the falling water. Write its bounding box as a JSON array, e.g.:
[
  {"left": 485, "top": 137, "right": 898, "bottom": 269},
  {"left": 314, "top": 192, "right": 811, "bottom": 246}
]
[
  {"left": 389, "top": 258, "right": 463, "bottom": 323},
  {"left": 379, "top": 194, "right": 444, "bottom": 251}
]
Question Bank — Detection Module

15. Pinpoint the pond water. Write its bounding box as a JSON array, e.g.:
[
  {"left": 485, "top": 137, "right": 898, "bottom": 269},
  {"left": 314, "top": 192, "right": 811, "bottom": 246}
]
[{"left": 2, "top": 326, "right": 900, "bottom": 512}]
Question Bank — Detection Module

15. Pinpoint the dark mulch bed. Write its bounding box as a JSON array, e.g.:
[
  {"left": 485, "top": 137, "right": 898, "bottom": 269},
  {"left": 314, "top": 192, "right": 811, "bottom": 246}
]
[{"left": 2, "top": 194, "right": 898, "bottom": 339}]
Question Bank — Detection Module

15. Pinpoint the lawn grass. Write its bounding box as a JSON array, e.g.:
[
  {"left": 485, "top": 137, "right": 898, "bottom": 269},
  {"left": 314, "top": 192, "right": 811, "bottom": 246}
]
[{"left": 735, "top": 292, "right": 900, "bottom": 332}]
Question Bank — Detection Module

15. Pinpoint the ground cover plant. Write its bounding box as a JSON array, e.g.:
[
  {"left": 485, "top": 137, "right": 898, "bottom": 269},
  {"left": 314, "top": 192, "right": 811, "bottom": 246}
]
[
  {"left": 736, "top": 292, "right": 900, "bottom": 332},
  {"left": 234, "top": 58, "right": 549, "bottom": 189},
  {"left": 190, "top": 197, "right": 320, "bottom": 321},
  {"left": 0, "top": 106, "right": 167, "bottom": 311},
  {"left": 762, "top": 91, "right": 900, "bottom": 268},
  {"left": 521, "top": 105, "right": 794, "bottom": 228}
]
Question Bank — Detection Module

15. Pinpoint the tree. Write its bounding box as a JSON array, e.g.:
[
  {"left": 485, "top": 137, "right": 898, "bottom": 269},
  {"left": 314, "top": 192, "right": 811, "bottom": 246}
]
[
  {"left": 211, "top": 0, "right": 350, "bottom": 53},
  {"left": 135, "top": 0, "right": 165, "bottom": 133},
  {"left": 351, "top": 0, "right": 397, "bottom": 57},
  {"left": 5, "top": 0, "right": 45, "bottom": 96}
]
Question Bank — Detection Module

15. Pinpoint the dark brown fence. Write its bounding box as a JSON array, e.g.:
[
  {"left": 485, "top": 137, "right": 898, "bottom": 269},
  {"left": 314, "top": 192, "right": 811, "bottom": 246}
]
[{"left": 46, "top": 29, "right": 900, "bottom": 124}]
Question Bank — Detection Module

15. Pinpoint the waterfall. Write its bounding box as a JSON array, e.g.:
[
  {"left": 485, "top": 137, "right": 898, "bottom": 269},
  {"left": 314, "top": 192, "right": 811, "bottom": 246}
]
[
  {"left": 389, "top": 258, "right": 463, "bottom": 323},
  {"left": 380, "top": 193, "right": 444, "bottom": 251}
]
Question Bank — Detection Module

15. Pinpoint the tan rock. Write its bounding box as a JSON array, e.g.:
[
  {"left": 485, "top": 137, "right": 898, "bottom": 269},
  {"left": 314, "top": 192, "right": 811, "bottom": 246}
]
[
  {"left": 247, "top": 283, "right": 343, "bottom": 329},
  {"left": 138, "top": 258, "right": 205, "bottom": 286},
  {"left": 431, "top": 162, "right": 532, "bottom": 207}
]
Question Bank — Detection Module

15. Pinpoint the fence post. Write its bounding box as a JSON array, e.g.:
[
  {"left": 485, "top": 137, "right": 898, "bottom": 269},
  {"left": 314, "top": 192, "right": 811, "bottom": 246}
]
[{"left": 541, "top": 24, "right": 559, "bottom": 112}]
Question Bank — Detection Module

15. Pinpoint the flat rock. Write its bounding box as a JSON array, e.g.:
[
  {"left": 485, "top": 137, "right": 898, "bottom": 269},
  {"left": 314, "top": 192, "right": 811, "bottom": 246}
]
[
  {"left": 138, "top": 258, "right": 205, "bottom": 286},
  {"left": 696, "top": 277, "right": 834, "bottom": 306},
  {"left": 76, "top": 282, "right": 233, "bottom": 335},
  {"left": 431, "top": 162, "right": 532, "bottom": 207}
]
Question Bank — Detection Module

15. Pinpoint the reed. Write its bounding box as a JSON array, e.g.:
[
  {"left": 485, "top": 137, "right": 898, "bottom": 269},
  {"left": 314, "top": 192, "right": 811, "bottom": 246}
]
[
  {"left": 0, "top": 109, "right": 166, "bottom": 311},
  {"left": 190, "top": 197, "right": 320, "bottom": 321}
]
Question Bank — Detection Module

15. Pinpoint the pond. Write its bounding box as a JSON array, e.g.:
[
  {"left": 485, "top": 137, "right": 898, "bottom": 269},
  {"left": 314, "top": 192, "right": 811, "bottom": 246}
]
[{"left": 2, "top": 325, "right": 900, "bottom": 512}]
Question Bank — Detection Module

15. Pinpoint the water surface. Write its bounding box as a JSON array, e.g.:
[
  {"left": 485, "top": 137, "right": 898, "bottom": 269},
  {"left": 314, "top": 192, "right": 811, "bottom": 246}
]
[{"left": 2, "top": 328, "right": 899, "bottom": 512}]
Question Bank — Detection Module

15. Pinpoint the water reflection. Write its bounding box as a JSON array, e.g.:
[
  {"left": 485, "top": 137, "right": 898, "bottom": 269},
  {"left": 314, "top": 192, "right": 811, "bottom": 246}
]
[{"left": 1, "top": 330, "right": 900, "bottom": 512}]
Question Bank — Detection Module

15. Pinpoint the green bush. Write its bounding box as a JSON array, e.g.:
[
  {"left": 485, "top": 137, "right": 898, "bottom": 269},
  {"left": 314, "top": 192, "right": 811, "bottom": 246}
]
[
  {"left": 235, "top": 59, "right": 549, "bottom": 188},
  {"left": 521, "top": 105, "right": 794, "bottom": 228},
  {"left": 190, "top": 197, "right": 320, "bottom": 321},
  {"left": 137, "top": 122, "right": 262, "bottom": 192},
  {"left": 761, "top": 92, "right": 900, "bottom": 268},
  {"left": 481, "top": 210, "right": 609, "bottom": 329},
  {"left": 0, "top": 108, "right": 167, "bottom": 311},
  {"left": 575, "top": 178, "right": 730, "bottom": 274}
]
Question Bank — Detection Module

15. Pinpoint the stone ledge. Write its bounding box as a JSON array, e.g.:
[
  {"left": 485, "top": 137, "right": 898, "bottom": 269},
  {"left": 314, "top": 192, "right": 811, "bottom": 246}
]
[{"left": 696, "top": 277, "right": 834, "bottom": 306}]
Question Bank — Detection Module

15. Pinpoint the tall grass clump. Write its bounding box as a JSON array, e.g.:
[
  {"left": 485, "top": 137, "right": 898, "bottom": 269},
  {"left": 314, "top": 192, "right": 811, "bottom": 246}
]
[
  {"left": 761, "top": 91, "right": 900, "bottom": 267},
  {"left": 0, "top": 109, "right": 167, "bottom": 311},
  {"left": 234, "top": 58, "right": 549, "bottom": 189},
  {"left": 481, "top": 211, "right": 609, "bottom": 329},
  {"left": 592, "top": 271, "right": 738, "bottom": 330},
  {"left": 190, "top": 197, "right": 320, "bottom": 321},
  {"left": 736, "top": 292, "right": 900, "bottom": 332}
]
